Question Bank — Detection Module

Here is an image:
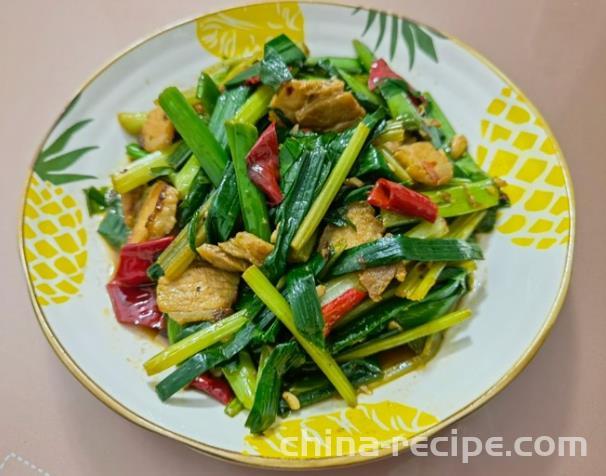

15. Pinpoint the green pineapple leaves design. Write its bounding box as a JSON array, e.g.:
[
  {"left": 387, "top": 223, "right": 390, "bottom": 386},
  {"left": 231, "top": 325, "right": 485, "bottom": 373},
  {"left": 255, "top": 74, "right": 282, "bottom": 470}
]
[{"left": 352, "top": 8, "right": 446, "bottom": 69}]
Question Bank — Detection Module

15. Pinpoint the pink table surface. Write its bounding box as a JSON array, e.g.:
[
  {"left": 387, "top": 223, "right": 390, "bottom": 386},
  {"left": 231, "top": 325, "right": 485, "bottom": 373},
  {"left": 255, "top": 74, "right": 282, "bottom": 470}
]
[{"left": 1, "top": 0, "right": 605, "bottom": 474}]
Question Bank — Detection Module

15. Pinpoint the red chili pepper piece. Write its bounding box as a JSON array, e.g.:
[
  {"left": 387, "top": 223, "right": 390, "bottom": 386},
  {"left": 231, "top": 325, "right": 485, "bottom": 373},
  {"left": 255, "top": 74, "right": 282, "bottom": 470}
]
[
  {"left": 245, "top": 75, "right": 261, "bottom": 86},
  {"left": 322, "top": 288, "right": 368, "bottom": 335},
  {"left": 190, "top": 373, "right": 234, "bottom": 405},
  {"left": 106, "top": 282, "right": 164, "bottom": 330},
  {"left": 246, "top": 122, "right": 283, "bottom": 206},
  {"left": 368, "top": 58, "right": 403, "bottom": 91},
  {"left": 368, "top": 178, "right": 439, "bottom": 223},
  {"left": 368, "top": 59, "right": 426, "bottom": 107},
  {"left": 113, "top": 236, "right": 174, "bottom": 286}
]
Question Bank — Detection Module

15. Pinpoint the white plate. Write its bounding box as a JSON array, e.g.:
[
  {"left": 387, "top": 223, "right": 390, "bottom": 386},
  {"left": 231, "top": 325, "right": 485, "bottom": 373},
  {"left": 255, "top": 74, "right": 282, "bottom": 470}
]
[{"left": 20, "top": 1, "right": 574, "bottom": 468}]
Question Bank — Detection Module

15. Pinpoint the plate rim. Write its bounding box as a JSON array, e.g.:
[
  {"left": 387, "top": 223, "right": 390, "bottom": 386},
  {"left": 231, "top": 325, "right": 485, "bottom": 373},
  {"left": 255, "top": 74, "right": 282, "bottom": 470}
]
[{"left": 18, "top": 0, "right": 576, "bottom": 469}]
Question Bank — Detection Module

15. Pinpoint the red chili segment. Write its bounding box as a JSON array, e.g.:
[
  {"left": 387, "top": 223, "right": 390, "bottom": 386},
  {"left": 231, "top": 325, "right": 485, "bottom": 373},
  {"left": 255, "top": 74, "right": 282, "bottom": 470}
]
[
  {"left": 246, "top": 122, "right": 283, "bottom": 206},
  {"left": 368, "top": 58, "right": 403, "bottom": 90},
  {"left": 106, "top": 282, "right": 164, "bottom": 330},
  {"left": 190, "top": 373, "right": 234, "bottom": 405},
  {"left": 368, "top": 178, "right": 438, "bottom": 223},
  {"left": 113, "top": 236, "right": 174, "bottom": 286},
  {"left": 322, "top": 288, "right": 368, "bottom": 335}
]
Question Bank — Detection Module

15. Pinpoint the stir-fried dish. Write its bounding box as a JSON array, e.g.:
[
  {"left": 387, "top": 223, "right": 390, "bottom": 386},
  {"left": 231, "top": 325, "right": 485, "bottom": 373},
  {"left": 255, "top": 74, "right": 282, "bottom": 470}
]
[{"left": 89, "top": 35, "right": 508, "bottom": 433}]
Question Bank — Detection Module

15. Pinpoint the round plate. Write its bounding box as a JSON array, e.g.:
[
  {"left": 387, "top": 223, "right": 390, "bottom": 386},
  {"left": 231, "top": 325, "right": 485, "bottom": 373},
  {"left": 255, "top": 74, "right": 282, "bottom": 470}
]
[{"left": 20, "top": 1, "right": 574, "bottom": 468}]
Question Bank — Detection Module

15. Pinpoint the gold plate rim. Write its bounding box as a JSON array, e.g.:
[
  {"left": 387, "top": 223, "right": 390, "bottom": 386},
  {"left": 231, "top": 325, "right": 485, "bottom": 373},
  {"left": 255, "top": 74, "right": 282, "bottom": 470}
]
[{"left": 18, "top": 0, "right": 575, "bottom": 469}]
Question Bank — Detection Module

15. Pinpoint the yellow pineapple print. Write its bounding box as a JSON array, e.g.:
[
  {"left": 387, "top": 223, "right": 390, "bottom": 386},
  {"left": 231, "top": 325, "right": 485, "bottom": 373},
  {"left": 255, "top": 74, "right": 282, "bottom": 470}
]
[
  {"left": 477, "top": 87, "right": 570, "bottom": 249},
  {"left": 196, "top": 2, "right": 305, "bottom": 59},
  {"left": 23, "top": 117, "right": 94, "bottom": 306},
  {"left": 244, "top": 401, "right": 437, "bottom": 458}
]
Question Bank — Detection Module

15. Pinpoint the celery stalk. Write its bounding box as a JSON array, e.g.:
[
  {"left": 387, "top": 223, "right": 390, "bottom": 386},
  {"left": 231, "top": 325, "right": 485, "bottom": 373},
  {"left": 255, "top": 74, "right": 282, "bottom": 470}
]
[
  {"left": 117, "top": 112, "right": 148, "bottom": 135},
  {"left": 143, "top": 310, "right": 248, "bottom": 376},
  {"left": 290, "top": 110, "right": 383, "bottom": 253},
  {"left": 381, "top": 179, "right": 500, "bottom": 228},
  {"left": 111, "top": 143, "right": 177, "bottom": 193},
  {"left": 396, "top": 211, "right": 486, "bottom": 300},
  {"left": 242, "top": 266, "right": 357, "bottom": 406},
  {"left": 173, "top": 156, "right": 201, "bottom": 198},
  {"left": 222, "top": 351, "right": 257, "bottom": 410},
  {"left": 336, "top": 309, "right": 471, "bottom": 361},
  {"left": 233, "top": 85, "right": 274, "bottom": 124},
  {"left": 149, "top": 197, "right": 212, "bottom": 280}
]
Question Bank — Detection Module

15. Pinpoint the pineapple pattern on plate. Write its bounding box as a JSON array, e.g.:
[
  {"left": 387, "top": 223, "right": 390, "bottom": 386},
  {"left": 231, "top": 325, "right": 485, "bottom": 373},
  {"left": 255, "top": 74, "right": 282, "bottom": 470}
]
[
  {"left": 23, "top": 117, "right": 96, "bottom": 306},
  {"left": 196, "top": 2, "right": 304, "bottom": 59},
  {"left": 477, "top": 87, "right": 570, "bottom": 250},
  {"left": 244, "top": 401, "right": 438, "bottom": 458}
]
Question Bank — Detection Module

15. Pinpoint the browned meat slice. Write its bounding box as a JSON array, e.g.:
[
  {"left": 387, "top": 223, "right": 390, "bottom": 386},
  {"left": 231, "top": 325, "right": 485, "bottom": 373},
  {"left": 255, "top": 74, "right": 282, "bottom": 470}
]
[
  {"left": 120, "top": 186, "right": 144, "bottom": 228},
  {"left": 270, "top": 79, "right": 365, "bottom": 132},
  {"left": 129, "top": 181, "right": 178, "bottom": 243},
  {"left": 359, "top": 265, "right": 397, "bottom": 301},
  {"left": 197, "top": 244, "right": 249, "bottom": 272},
  {"left": 156, "top": 265, "right": 240, "bottom": 325},
  {"left": 139, "top": 107, "right": 175, "bottom": 152},
  {"left": 218, "top": 232, "right": 274, "bottom": 266},
  {"left": 393, "top": 142, "right": 453, "bottom": 186},
  {"left": 319, "top": 201, "right": 384, "bottom": 253}
]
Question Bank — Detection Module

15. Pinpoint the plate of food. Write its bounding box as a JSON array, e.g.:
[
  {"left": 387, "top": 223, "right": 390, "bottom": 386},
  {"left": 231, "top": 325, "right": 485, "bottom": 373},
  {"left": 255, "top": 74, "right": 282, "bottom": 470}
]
[{"left": 20, "top": 1, "right": 574, "bottom": 468}]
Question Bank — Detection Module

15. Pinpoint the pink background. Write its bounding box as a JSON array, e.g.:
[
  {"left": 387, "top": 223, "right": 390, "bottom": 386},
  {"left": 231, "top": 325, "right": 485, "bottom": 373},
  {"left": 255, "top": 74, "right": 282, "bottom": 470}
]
[{"left": 1, "top": 0, "right": 605, "bottom": 474}]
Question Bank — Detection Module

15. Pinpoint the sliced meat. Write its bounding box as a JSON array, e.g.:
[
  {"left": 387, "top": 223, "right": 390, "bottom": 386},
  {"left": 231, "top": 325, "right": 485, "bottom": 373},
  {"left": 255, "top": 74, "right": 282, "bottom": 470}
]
[
  {"left": 359, "top": 265, "right": 397, "bottom": 301},
  {"left": 120, "top": 186, "right": 144, "bottom": 228},
  {"left": 156, "top": 265, "right": 239, "bottom": 325},
  {"left": 197, "top": 244, "right": 249, "bottom": 272},
  {"left": 218, "top": 232, "right": 274, "bottom": 266},
  {"left": 393, "top": 142, "right": 453, "bottom": 186},
  {"left": 270, "top": 79, "right": 365, "bottom": 132},
  {"left": 129, "top": 181, "right": 178, "bottom": 243},
  {"left": 139, "top": 107, "right": 175, "bottom": 152},
  {"left": 319, "top": 201, "right": 384, "bottom": 253}
]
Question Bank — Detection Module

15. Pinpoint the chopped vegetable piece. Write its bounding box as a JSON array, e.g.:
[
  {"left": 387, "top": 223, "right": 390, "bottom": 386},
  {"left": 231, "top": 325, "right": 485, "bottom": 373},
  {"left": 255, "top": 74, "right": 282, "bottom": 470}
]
[
  {"left": 222, "top": 351, "right": 257, "bottom": 410},
  {"left": 83, "top": 186, "right": 108, "bottom": 216},
  {"left": 111, "top": 143, "right": 177, "bottom": 194},
  {"left": 106, "top": 282, "right": 164, "bottom": 330},
  {"left": 117, "top": 112, "right": 148, "bottom": 135},
  {"left": 291, "top": 109, "right": 384, "bottom": 253},
  {"left": 234, "top": 85, "right": 274, "bottom": 125},
  {"left": 286, "top": 266, "right": 325, "bottom": 349},
  {"left": 353, "top": 39, "right": 375, "bottom": 72},
  {"left": 242, "top": 266, "right": 357, "bottom": 407},
  {"left": 322, "top": 288, "right": 368, "bottom": 334},
  {"left": 246, "top": 123, "right": 282, "bottom": 206},
  {"left": 381, "top": 178, "right": 500, "bottom": 227},
  {"left": 327, "top": 235, "right": 483, "bottom": 277},
  {"left": 98, "top": 191, "right": 129, "bottom": 249},
  {"left": 158, "top": 87, "right": 227, "bottom": 186},
  {"left": 126, "top": 143, "right": 148, "bottom": 159},
  {"left": 246, "top": 341, "right": 304, "bottom": 433},
  {"left": 337, "top": 309, "right": 471, "bottom": 361},
  {"left": 149, "top": 198, "right": 210, "bottom": 281},
  {"left": 396, "top": 212, "right": 485, "bottom": 300},
  {"left": 196, "top": 73, "right": 220, "bottom": 116},
  {"left": 144, "top": 309, "right": 249, "bottom": 376},
  {"left": 368, "top": 58, "right": 403, "bottom": 90},
  {"left": 225, "top": 121, "right": 271, "bottom": 240},
  {"left": 113, "top": 236, "right": 174, "bottom": 286},
  {"left": 190, "top": 373, "right": 234, "bottom": 405},
  {"left": 368, "top": 178, "right": 438, "bottom": 222},
  {"left": 224, "top": 398, "right": 244, "bottom": 417}
]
